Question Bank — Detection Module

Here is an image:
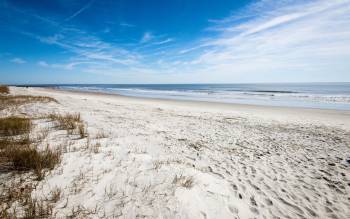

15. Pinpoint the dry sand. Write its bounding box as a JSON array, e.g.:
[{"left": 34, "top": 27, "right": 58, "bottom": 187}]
[{"left": 4, "top": 86, "right": 350, "bottom": 218}]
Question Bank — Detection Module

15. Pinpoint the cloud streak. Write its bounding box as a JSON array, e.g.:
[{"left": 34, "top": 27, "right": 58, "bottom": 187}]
[
  {"left": 11, "top": 57, "right": 26, "bottom": 64},
  {"left": 64, "top": 0, "right": 95, "bottom": 22},
  {"left": 176, "top": 0, "right": 350, "bottom": 82}
]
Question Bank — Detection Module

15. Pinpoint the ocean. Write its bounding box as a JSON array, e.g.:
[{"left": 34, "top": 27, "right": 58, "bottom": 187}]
[{"left": 32, "top": 83, "right": 350, "bottom": 110}]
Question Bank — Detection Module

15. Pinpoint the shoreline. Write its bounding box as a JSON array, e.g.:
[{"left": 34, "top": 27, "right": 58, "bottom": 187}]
[
  {"left": 35, "top": 86, "right": 350, "bottom": 110},
  {"left": 16, "top": 83, "right": 350, "bottom": 111},
  {"left": 20, "top": 86, "right": 350, "bottom": 130}
]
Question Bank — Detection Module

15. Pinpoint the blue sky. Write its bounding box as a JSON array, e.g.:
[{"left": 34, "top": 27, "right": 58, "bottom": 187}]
[{"left": 0, "top": 0, "right": 350, "bottom": 84}]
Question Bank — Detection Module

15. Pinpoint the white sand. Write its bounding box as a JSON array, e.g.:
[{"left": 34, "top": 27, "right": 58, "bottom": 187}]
[{"left": 5, "top": 86, "right": 350, "bottom": 218}]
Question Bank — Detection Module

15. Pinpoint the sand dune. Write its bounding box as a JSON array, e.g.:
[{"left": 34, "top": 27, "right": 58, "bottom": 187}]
[{"left": 3, "top": 86, "right": 350, "bottom": 218}]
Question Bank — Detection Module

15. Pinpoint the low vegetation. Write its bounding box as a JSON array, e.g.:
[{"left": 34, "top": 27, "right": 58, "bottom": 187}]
[
  {"left": 49, "top": 187, "right": 62, "bottom": 203},
  {"left": 0, "top": 88, "right": 63, "bottom": 217},
  {"left": 23, "top": 197, "right": 54, "bottom": 218},
  {"left": 0, "top": 183, "right": 54, "bottom": 218},
  {"left": 0, "top": 85, "right": 9, "bottom": 94},
  {"left": 3, "top": 144, "right": 61, "bottom": 179},
  {"left": 49, "top": 113, "right": 81, "bottom": 129},
  {"left": 173, "top": 175, "right": 194, "bottom": 189},
  {"left": 49, "top": 113, "right": 87, "bottom": 138},
  {"left": 0, "top": 117, "right": 61, "bottom": 179},
  {"left": 95, "top": 130, "right": 108, "bottom": 139},
  {"left": 0, "top": 117, "right": 31, "bottom": 136},
  {"left": 0, "top": 125, "right": 61, "bottom": 216},
  {"left": 0, "top": 95, "right": 57, "bottom": 110},
  {"left": 0, "top": 136, "right": 30, "bottom": 150},
  {"left": 78, "top": 123, "right": 87, "bottom": 139}
]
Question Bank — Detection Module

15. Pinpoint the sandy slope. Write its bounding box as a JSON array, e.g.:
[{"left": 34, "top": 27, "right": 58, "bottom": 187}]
[{"left": 6, "top": 86, "right": 350, "bottom": 218}]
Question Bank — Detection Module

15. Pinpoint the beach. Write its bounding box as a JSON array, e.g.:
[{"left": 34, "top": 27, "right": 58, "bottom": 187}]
[{"left": 2, "top": 86, "right": 350, "bottom": 218}]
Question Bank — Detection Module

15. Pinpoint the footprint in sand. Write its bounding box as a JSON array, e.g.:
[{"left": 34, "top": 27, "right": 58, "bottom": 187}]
[
  {"left": 228, "top": 205, "right": 239, "bottom": 214},
  {"left": 250, "top": 196, "right": 258, "bottom": 206},
  {"left": 264, "top": 198, "right": 273, "bottom": 206},
  {"left": 232, "top": 183, "right": 238, "bottom": 190}
]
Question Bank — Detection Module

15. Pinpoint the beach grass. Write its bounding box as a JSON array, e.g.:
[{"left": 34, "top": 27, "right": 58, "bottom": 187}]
[
  {"left": 0, "top": 135, "right": 31, "bottom": 150},
  {"left": 0, "top": 85, "right": 9, "bottom": 94},
  {"left": 0, "top": 183, "right": 54, "bottom": 218},
  {"left": 0, "top": 88, "right": 63, "bottom": 217},
  {"left": 49, "top": 113, "right": 86, "bottom": 138},
  {"left": 0, "top": 95, "right": 57, "bottom": 110},
  {"left": 173, "top": 175, "right": 194, "bottom": 189},
  {"left": 49, "top": 113, "right": 81, "bottom": 129},
  {"left": 0, "top": 117, "right": 32, "bottom": 136},
  {"left": 3, "top": 144, "right": 61, "bottom": 179},
  {"left": 0, "top": 117, "right": 61, "bottom": 179}
]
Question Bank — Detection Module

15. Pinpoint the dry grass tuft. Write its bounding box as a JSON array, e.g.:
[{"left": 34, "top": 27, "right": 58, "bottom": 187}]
[
  {"left": 91, "top": 142, "right": 101, "bottom": 153},
  {"left": 49, "top": 187, "right": 62, "bottom": 203},
  {"left": 0, "top": 85, "right": 9, "bottom": 94},
  {"left": 1, "top": 195, "right": 53, "bottom": 218},
  {"left": 23, "top": 197, "right": 54, "bottom": 218},
  {"left": 0, "top": 117, "right": 60, "bottom": 179},
  {"left": 0, "top": 95, "right": 57, "bottom": 110},
  {"left": 0, "top": 136, "right": 31, "bottom": 150},
  {"left": 95, "top": 130, "right": 108, "bottom": 139},
  {"left": 0, "top": 180, "right": 53, "bottom": 218},
  {"left": 49, "top": 113, "right": 80, "bottom": 129},
  {"left": 0, "top": 182, "right": 33, "bottom": 218},
  {"left": 82, "top": 138, "right": 101, "bottom": 153},
  {"left": 173, "top": 175, "right": 194, "bottom": 189},
  {"left": 67, "top": 204, "right": 99, "bottom": 218},
  {"left": 78, "top": 123, "right": 87, "bottom": 139},
  {"left": 0, "top": 177, "right": 55, "bottom": 218},
  {"left": 1, "top": 144, "right": 61, "bottom": 180},
  {"left": 0, "top": 92, "right": 60, "bottom": 218},
  {"left": 0, "top": 117, "right": 31, "bottom": 136},
  {"left": 49, "top": 113, "right": 86, "bottom": 138},
  {"left": 49, "top": 113, "right": 81, "bottom": 128}
]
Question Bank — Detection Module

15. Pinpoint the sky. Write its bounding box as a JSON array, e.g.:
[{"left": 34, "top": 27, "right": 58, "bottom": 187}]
[{"left": 0, "top": 0, "right": 350, "bottom": 84}]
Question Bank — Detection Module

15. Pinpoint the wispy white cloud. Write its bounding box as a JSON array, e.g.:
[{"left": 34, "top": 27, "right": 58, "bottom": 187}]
[
  {"left": 177, "top": 0, "right": 350, "bottom": 82},
  {"left": 10, "top": 57, "right": 26, "bottom": 64},
  {"left": 38, "top": 60, "right": 49, "bottom": 67},
  {"left": 64, "top": 0, "right": 95, "bottom": 22},
  {"left": 38, "top": 60, "right": 99, "bottom": 70},
  {"left": 27, "top": 28, "right": 141, "bottom": 68},
  {"left": 140, "top": 32, "right": 153, "bottom": 43},
  {"left": 153, "top": 38, "right": 174, "bottom": 45},
  {"left": 120, "top": 22, "right": 135, "bottom": 27}
]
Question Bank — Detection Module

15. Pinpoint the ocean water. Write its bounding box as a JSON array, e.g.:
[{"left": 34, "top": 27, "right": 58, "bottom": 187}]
[{"left": 37, "top": 83, "right": 350, "bottom": 110}]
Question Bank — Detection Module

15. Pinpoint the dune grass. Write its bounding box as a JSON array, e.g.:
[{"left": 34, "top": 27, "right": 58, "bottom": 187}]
[
  {"left": 0, "top": 89, "right": 62, "bottom": 217},
  {"left": 78, "top": 123, "right": 86, "bottom": 139},
  {"left": 49, "top": 113, "right": 81, "bottom": 129},
  {"left": 0, "top": 117, "right": 32, "bottom": 136},
  {"left": 0, "top": 116, "right": 60, "bottom": 179},
  {"left": 0, "top": 136, "right": 31, "bottom": 151},
  {"left": 49, "top": 113, "right": 86, "bottom": 138},
  {"left": 3, "top": 144, "right": 61, "bottom": 180},
  {"left": 0, "top": 182, "right": 54, "bottom": 218},
  {"left": 173, "top": 175, "right": 194, "bottom": 189},
  {"left": 23, "top": 197, "right": 54, "bottom": 218},
  {"left": 0, "top": 116, "right": 61, "bottom": 179},
  {"left": 0, "top": 95, "right": 57, "bottom": 110},
  {"left": 0, "top": 85, "right": 9, "bottom": 94},
  {"left": 0, "top": 86, "right": 57, "bottom": 111}
]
